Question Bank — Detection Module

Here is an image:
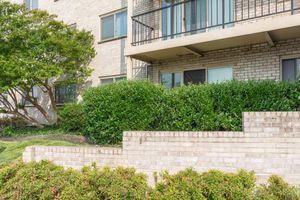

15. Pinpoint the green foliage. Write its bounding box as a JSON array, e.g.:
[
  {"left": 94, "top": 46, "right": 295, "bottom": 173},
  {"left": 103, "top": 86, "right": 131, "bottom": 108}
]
[
  {"left": 150, "top": 169, "right": 256, "bottom": 200},
  {"left": 158, "top": 85, "right": 216, "bottom": 131},
  {"left": 0, "top": 1, "right": 96, "bottom": 125},
  {"left": 255, "top": 176, "right": 300, "bottom": 200},
  {"left": 210, "top": 80, "right": 299, "bottom": 131},
  {"left": 59, "top": 103, "right": 85, "bottom": 132},
  {"left": 0, "top": 117, "right": 28, "bottom": 129},
  {"left": 0, "top": 161, "right": 149, "bottom": 200},
  {"left": 82, "top": 80, "right": 300, "bottom": 145},
  {"left": 83, "top": 81, "right": 164, "bottom": 144},
  {"left": 0, "top": 161, "right": 299, "bottom": 200}
]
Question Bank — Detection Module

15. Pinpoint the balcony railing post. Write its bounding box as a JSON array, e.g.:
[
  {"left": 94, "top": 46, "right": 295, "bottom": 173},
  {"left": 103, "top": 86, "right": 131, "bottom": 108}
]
[{"left": 222, "top": 0, "right": 225, "bottom": 28}]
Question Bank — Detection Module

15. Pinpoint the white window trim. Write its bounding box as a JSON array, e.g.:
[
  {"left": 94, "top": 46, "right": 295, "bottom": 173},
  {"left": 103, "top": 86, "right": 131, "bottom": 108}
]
[
  {"left": 160, "top": 66, "right": 234, "bottom": 86},
  {"left": 99, "top": 8, "right": 128, "bottom": 43}
]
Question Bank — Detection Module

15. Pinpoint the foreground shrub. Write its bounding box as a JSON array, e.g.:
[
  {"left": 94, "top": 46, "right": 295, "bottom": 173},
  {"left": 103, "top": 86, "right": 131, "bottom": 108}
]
[
  {"left": 0, "top": 161, "right": 299, "bottom": 200},
  {"left": 83, "top": 81, "right": 164, "bottom": 144},
  {"left": 255, "top": 176, "right": 300, "bottom": 200},
  {"left": 0, "top": 161, "right": 148, "bottom": 200},
  {"left": 59, "top": 103, "right": 85, "bottom": 132},
  {"left": 150, "top": 169, "right": 256, "bottom": 200}
]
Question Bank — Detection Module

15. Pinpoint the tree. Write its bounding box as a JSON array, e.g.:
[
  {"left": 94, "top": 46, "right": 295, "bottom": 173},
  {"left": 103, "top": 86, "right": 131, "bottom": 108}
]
[{"left": 0, "top": 1, "right": 96, "bottom": 125}]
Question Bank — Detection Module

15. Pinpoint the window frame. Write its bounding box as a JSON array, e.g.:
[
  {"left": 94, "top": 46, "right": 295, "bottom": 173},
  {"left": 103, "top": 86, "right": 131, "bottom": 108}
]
[
  {"left": 280, "top": 55, "right": 300, "bottom": 82},
  {"left": 99, "top": 8, "right": 128, "bottom": 42},
  {"left": 24, "top": 0, "right": 38, "bottom": 10},
  {"left": 161, "top": 71, "right": 183, "bottom": 89},
  {"left": 100, "top": 75, "right": 127, "bottom": 85},
  {"left": 54, "top": 84, "right": 77, "bottom": 105},
  {"left": 160, "top": 66, "right": 233, "bottom": 88}
]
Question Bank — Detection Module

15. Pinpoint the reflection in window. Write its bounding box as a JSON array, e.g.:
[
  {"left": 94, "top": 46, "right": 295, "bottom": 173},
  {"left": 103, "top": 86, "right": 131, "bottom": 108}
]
[
  {"left": 25, "top": 0, "right": 38, "bottom": 10},
  {"left": 100, "top": 76, "right": 127, "bottom": 85},
  {"left": 282, "top": 58, "right": 300, "bottom": 83},
  {"left": 161, "top": 72, "right": 182, "bottom": 89},
  {"left": 101, "top": 10, "right": 127, "bottom": 41},
  {"left": 208, "top": 67, "right": 233, "bottom": 83},
  {"left": 55, "top": 84, "right": 76, "bottom": 104}
]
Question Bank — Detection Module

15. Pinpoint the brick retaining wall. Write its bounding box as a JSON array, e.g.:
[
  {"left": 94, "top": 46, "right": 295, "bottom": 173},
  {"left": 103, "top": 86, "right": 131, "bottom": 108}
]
[{"left": 23, "top": 112, "right": 300, "bottom": 185}]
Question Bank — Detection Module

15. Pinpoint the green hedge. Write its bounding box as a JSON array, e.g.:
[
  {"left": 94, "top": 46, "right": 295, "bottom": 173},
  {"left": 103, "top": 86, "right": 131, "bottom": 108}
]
[
  {"left": 59, "top": 103, "right": 86, "bottom": 132},
  {"left": 83, "top": 81, "right": 164, "bottom": 144},
  {"left": 83, "top": 80, "right": 300, "bottom": 144},
  {"left": 0, "top": 161, "right": 299, "bottom": 200}
]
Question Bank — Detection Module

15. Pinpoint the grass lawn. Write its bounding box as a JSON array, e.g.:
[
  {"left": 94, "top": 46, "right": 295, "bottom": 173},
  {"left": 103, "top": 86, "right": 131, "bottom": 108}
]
[
  {"left": 0, "top": 140, "right": 77, "bottom": 165},
  {"left": 1, "top": 126, "right": 82, "bottom": 137}
]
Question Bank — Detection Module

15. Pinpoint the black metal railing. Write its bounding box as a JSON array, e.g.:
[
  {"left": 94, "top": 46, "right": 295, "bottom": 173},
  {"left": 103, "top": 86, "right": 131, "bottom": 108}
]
[{"left": 132, "top": 0, "right": 300, "bottom": 46}]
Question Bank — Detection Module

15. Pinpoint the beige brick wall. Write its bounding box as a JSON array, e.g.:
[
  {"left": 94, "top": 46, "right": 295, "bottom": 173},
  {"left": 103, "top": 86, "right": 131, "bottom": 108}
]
[
  {"left": 23, "top": 112, "right": 300, "bottom": 185},
  {"left": 151, "top": 38, "right": 300, "bottom": 83}
]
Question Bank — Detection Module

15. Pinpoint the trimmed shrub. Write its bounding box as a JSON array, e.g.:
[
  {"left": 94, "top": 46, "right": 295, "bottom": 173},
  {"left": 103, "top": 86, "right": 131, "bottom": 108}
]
[
  {"left": 210, "top": 80, "right": 299, "bottom": 131},
  {"left": 157, "top": 84, "right": 216, "bottom": 131},
  {"left": 150, "top": 169, "right": 256, "bottom": 200},
  {"left": 59, "top": 103, "right": 85, "bottom": 132},
  {"left": 83, "top": 81, "right": 164, "bottom": 144},
  {"left": 255, "top": 176, "right": 300, "bottom": 200},
  {"left": 82, "top": 80, "right": 300, "bottom": 144}
]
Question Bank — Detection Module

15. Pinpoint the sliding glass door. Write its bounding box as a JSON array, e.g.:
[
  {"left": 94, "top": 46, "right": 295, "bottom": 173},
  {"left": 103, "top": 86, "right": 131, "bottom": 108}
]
[
  {"left": 162, "top": 0, "right": 234, "bottom": 38},
  {"left": 162, "top": 0, "right": 182, "bottom": 39},
  {"left": 185, "top": 0, "right": 207, "bottom": 34},
  {"left": 208, "top": 0, "right": 234, "bottom": 30}
]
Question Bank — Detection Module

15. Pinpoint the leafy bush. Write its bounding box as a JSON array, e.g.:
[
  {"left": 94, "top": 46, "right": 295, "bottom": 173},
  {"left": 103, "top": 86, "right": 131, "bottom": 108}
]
[
  {"left": 82, "top": 80, "right": 300, "bottom": 144},
  {"left": 150, "top": 169, "right": 256, "bottom": 200},
  {"left": 255, "top": 176, "right": 300, "bottom": 200},
  {"left": 59, "top": 103, "right": 85, "bottom": 132},
  {"left": 210, "top": 80, "right": 299, "bottom": 131},
  {"left": 83, "top": 81, "right": 164, "bottom": 144},
  {"left": 0, "top": 161, "right": 299, "bottom": 200},
  {"left": 0, "top": 161, "right": 148, "bottom": 200},
  {"left": 157, "top": 85, "right": 216, "bottom": 131}
]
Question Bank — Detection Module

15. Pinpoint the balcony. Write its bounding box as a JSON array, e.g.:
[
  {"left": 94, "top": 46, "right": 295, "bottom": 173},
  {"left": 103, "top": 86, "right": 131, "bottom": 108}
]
[{"left": 127, "top": 0, "right": 300, "bottom": 62}]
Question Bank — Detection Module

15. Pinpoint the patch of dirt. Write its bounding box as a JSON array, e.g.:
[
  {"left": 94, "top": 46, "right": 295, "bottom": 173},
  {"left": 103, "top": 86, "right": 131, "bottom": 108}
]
[{"left": 0, "top": 134, "right": 90, "bottom": 145}]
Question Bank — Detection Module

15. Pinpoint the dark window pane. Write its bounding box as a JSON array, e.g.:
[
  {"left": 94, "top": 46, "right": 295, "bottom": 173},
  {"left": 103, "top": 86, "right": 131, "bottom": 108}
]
[
  {"left": 282, "top": 59, "right": 296, "bottom": 83},
  {"left": 184, "top": 69, "right": 206, "bottom": 85},
  {"left": 55, "top": 85, "right": 76, "bottom": 104}
]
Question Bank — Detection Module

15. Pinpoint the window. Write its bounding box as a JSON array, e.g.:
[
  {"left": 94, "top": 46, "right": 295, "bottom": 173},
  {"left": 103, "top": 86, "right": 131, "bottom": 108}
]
[
  {"left": 100, "top": 76, "right": 127, "bottom": 85},
  {"left": 55, "top": 84, "right": 76, "bottom": 104},
  {"left": 184, "top": 69, "right": 206, "bottom": 85},
  {"left": 208, "top": 67, "right": 233, "bottom": 83},
  {"left": 161, "top": 72, "right": 182, "bottom": 89},
  {"left": 101, "top": 10, "right": 127, "bottom": 41},
  {"left": 161, "top": 66, "right": 233, "bottom": 88},
  {"left": 25, "top": 0, "right": 38, "bottom": 10},
  {"left": 282, "top": 58, "right": 300, "bottom": 83}
]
